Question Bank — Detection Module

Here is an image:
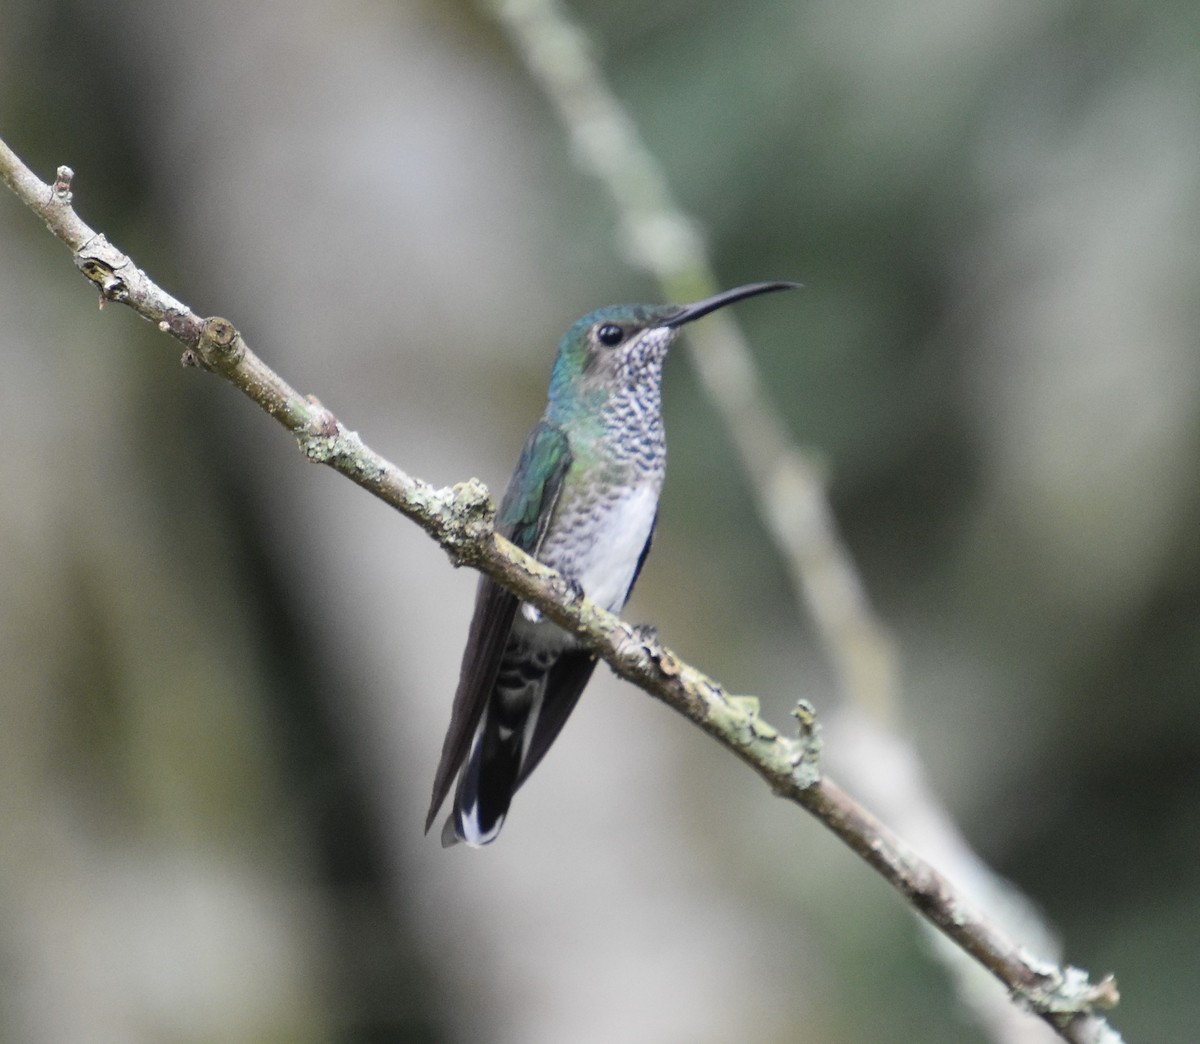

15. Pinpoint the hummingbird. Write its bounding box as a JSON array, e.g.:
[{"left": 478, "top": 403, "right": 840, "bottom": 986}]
[{"left": 426, "top": 281, "right": 799, "bottom": 847}]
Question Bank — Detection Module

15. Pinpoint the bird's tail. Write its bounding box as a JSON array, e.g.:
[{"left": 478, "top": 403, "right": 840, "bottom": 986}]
[
  {"left": 442, "top": 703, "right": 524, "bottom": 848},
  {"left": 440, "top": 648, "right": 598, "bottom": 847}
]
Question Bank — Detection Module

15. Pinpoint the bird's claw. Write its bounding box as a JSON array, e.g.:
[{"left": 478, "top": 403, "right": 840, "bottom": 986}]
[
  {"left": 629, "top": 622, "right": 659, "bottom": 646},
  {"left": 561, "top": 575, "right": 586, "bottom": 604}
]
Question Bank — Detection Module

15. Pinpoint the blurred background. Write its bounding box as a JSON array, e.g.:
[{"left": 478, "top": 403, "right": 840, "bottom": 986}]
[{"left": 1, "top": 0, "right": 1198, "bottom": 1041}]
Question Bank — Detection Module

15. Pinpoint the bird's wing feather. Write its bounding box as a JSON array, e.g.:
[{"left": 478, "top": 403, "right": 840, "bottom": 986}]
[
  {"left": 514, "top": 649, "right": 598, "bottom": 789},
  {"left": 497, "top": 420, "right": 574, "bottom": 552},
  {"left": 424, "top": 421, "right": 573, "bottom": 831}
]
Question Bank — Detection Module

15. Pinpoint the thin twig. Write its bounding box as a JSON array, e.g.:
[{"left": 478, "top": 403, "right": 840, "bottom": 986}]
[{"left": 0, "top": 136, "right": 1120, "bottom": 1044}]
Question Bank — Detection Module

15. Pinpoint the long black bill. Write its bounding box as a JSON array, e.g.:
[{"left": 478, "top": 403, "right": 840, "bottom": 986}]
[{"left": 664, "top": 281, "right": 801, "bottom": 327}]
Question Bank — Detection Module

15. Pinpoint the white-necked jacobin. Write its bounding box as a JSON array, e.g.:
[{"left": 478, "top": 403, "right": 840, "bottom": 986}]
[{"left": 426, "top": 281, "right": 799, "bottom": 847}]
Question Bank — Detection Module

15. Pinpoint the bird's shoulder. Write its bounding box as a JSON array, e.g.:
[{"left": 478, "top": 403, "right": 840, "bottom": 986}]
[{"left": 497, "top": 420, "right": 574, "bottom": 552}]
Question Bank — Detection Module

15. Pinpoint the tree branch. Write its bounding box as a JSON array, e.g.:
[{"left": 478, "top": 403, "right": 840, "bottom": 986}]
[{"left": 0, "top": 136, "right": 1120, "bottom": 1043}]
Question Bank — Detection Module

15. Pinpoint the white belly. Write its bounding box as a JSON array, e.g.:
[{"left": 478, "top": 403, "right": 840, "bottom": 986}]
[
  {"left": 522, "top": 481, "right": 659, "bottom": 638},
  {"left": 569, "top": 482, "right": 659, "bottom": 612}
]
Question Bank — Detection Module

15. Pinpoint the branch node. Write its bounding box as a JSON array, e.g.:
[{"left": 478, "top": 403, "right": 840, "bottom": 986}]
[
  {"left": 786, "top": 699, "right": 823, "bottom": 788},
  {"left": 297, "top": 425, "right": 379, "bottom": 484},
  {"left": 76, "top": 237, "right": 129, "bottom": 302},
  {"left": 437, "top": 479, "right": 496, "bottom": 565},
  {"left": 304, "top": 394, "right": 339, "bottom": 437},
  {"left": 198, "top": 316, "right": 245, "bottom": 370},
  {"left": 452, "top": 476, "right": 494, "bottom": 520},
  {"left": 1089, "top": 975, "right": 1121, "bottom": 1011},
  {"left": 51, "top": 165, "right": 74, "bottom": 205},
  {"left": 1012, "top": 965, "right": 1120, "bottom": 1021},
  {"left": 791, "top": 698, "right": 818, "bottom": 735}
]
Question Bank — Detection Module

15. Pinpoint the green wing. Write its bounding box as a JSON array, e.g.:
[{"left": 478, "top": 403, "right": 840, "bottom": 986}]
[
  {"left": 425, "top": 421, "right": 572, "bottom": 832},
  {"left": 496, "top": 421, "right": 573, "bottom": 551}
]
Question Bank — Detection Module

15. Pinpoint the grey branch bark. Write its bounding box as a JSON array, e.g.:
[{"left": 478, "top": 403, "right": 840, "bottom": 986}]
[{"left": 0, "top": 136, "right": 1121, "bottom": 1044}]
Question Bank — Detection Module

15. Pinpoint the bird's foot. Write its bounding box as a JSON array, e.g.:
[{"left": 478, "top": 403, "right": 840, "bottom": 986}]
[
  {"left": 521, "top": 575, "right": 585, "bottom": 625},
  {"left": 629, "top": 622, "right": 659, "bottom": 646},
  {"left": 559, "top": 574, "right": 586, "bottom": 605}
]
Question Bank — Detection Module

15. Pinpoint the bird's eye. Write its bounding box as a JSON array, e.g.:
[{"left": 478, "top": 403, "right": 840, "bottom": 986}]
[{"left": 596, "top": 323, "right": 624, "bottom": 347}]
